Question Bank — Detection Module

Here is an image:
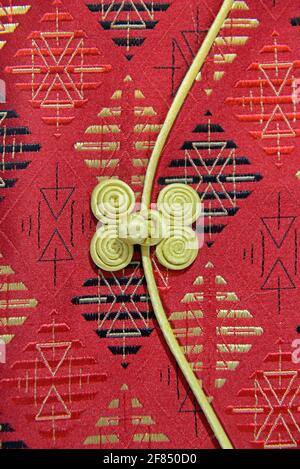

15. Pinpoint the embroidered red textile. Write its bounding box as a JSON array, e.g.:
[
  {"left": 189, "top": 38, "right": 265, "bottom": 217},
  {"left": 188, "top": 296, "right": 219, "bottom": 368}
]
[{"left": 1, "top": 0, "right": 300, "bottom": 450}]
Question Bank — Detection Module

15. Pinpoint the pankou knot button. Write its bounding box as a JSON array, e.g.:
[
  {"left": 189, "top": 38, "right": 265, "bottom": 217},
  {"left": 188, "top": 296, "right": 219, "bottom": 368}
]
[{"left": 90, "top": 180, "right": 200, "bottom": 272}]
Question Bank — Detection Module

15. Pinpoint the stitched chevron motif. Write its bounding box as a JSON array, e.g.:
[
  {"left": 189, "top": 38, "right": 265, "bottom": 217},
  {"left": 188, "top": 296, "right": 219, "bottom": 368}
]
[
  {"left": 1, "top": 310, "right": 107, "bottom": 444},
  {"left": 0, "top": 2, "right": 31, "bottom": 51},
  {"left": 5, "top": 0, "right": 111, "bottom": 136},
  {"left": 84, "top": 384, "right": 169, "bottom": 447},
  {"left": 226, "top": 32, "right": 300, "bottom": 165},
  {"left": 228, "top": 340, "right": 300, "bottom": 449},
  {"left": 74, "top": 74, "right": 163, "bottom": 201},
  {"left": 72, "top": 259, "right": 155, "bottom": 369},
  {"left": 0, "top": 109, "right": 41, "bottom": 204},
  {"left": 165, "top": 261, "right": 263, "bottom": 392},
  {"left": 158, "top": 111, "right": 263, "bottom": 247},
  {"left": 86, "top": 1, "right": 171, "bottom": 60}
]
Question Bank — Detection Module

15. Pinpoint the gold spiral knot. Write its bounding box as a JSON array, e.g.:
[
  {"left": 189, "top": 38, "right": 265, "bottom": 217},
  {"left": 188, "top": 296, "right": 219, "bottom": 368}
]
[
  {"left": 91, "top": 179, "right": 135, "bottom": 223},
  {"left": 157, "top": 183, "right": 200, "bottom": 225},
  {"left": 155, "top": 226, "right": 199, "bottom": 270},
  {"left": 90, "top": 225, "right": 133, "bottom": 272}
]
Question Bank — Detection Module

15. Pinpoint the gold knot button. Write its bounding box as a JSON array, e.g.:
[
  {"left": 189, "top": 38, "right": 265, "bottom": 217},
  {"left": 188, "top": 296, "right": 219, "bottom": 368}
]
[{"left": 90, "top": 180, "right": 201, "bottom": 272}]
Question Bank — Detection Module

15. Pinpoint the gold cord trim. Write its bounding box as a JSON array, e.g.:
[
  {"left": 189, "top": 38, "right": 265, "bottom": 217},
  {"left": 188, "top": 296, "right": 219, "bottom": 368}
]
[{"left": 141, "top": 0, "right": 235, "bottom": 450}]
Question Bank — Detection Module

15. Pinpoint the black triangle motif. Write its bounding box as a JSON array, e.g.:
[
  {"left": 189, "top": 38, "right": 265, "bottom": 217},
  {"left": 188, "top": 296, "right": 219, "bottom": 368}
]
[
  {"left": 262, "top": 216, "right": 295, "bottom": 248},
  {"left": 261, "top": 258, "right": 296, "bottom": 291},
  {"left": 40, "top": 187, "right": 75, "bottom": 220},
  {"left": 39, "top": 229, "right": 73, "bottom": 262}
]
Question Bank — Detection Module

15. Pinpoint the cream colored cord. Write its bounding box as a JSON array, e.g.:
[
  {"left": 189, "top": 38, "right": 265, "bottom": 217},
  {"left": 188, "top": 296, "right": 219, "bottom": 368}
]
[{"left": 141, "top": 0, "right": 235, "bottom": 449}]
